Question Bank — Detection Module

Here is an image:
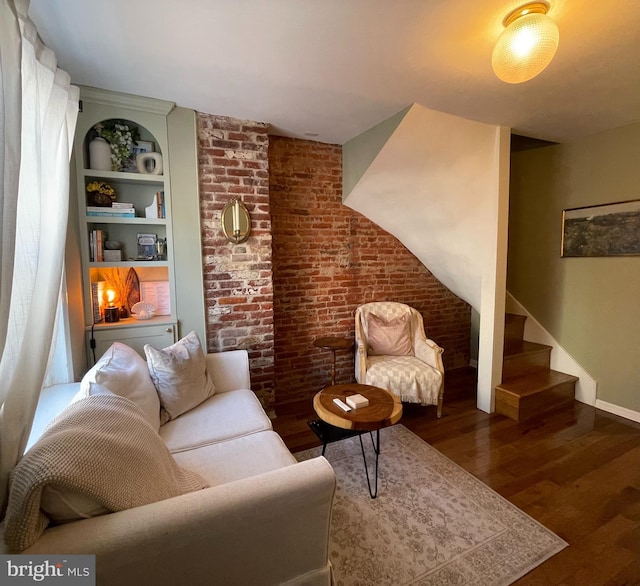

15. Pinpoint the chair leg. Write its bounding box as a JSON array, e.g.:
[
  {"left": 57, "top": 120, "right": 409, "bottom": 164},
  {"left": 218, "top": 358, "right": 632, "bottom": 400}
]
[{"left": 437, "top": 396, "right": 443, "bottom": 418}]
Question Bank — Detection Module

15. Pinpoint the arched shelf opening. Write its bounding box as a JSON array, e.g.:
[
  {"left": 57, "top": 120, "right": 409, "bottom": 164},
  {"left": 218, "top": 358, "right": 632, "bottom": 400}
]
[{"left": 83, "top": 118, "right": 163, "bottom": 174}]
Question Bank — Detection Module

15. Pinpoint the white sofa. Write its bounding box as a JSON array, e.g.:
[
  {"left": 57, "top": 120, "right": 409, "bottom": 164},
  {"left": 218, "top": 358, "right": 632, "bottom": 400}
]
[{"left": 5, "top": 347, "right": 336, "bottom": 586}]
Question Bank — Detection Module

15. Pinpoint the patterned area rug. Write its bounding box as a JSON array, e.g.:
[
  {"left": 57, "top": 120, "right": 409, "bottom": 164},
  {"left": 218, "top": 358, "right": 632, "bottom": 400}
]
[{"left": 296, "top": 424, "right": 567, "bottom": 586}]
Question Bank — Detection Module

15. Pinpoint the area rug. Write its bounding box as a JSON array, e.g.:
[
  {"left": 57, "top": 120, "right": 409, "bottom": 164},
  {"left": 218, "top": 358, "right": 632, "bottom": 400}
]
[{"left": 295, "top": 424, "right": 567, "bottom": 586}]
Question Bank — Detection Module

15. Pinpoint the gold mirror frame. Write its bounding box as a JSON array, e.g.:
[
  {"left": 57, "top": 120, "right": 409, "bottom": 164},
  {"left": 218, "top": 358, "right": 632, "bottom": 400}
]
[{"left": 221, "top": 198, "right": 251, "bottom": 244}]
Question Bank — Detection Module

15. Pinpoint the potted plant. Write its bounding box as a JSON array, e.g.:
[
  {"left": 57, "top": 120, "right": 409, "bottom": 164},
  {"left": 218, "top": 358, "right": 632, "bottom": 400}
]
[{"left": 90, "top": 120, "right": 140, "bottom": 171}]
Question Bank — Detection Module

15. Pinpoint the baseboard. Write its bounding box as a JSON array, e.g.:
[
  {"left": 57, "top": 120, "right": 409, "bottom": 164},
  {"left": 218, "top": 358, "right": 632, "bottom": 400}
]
[
  {"left": 469, "top": 359, "right": 478, "bottom": 368},
  {"left": 505, "top": 292, "right": 597, "bottom": 406},
  {"left": 595, "top": 400, "right": 640, "bottom": 423}
]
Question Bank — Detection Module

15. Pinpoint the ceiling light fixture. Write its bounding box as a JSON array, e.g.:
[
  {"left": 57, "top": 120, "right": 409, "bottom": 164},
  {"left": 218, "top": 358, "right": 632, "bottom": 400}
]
[{"left": 492, "top": 1, "right": 559, "bottom": 84}]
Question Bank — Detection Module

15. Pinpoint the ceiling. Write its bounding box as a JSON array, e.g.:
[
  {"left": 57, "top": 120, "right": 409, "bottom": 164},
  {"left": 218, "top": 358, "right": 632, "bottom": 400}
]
[{"left": 29, "top": 0, "right": 640, "bottom": 145}]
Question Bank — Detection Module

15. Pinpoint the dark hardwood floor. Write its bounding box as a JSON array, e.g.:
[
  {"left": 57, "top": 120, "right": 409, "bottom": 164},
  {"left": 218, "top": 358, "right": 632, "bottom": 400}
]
[{"left": 272, "top": 368, "right": 640, "bottom": 585}]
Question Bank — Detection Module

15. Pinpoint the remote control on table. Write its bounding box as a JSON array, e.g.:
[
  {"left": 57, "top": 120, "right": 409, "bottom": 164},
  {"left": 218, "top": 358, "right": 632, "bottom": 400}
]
[{"left": 333, "top": 398, "right": 352, "bottom": 412}]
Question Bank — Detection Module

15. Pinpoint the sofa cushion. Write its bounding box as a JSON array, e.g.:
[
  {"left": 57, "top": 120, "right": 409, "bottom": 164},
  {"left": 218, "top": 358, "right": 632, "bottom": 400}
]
[
  {"left": 145, "top": 331, "right": 216, "bottom": 423},
  {"left": 78, "top": 342, "right": 161, "bottom": 431},
  {"left": 172, "top": 431, "right": 296, "bottom": 488},
  {"left": 159, "top": 389, "right": 272, "bottom": 453},
  {"left": 367, "top": 312, "right": 413, "bottom": 356}
]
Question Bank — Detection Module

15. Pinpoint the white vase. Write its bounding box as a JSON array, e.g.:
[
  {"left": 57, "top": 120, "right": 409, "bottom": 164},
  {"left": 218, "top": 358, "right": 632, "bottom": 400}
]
[{"left": 89, "top": 137, "right": 112, "bottom": 171}]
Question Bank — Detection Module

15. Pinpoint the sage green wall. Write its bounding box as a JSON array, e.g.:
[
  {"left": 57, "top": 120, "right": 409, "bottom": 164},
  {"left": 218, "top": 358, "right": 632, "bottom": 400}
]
[
  {"left": 167, "top": 107, "right": 206, "bottom": 344},
  {"left": 342, "top": 106, "right": 409, "bottom": 196},
  {"left": 508, "top": 123, "right": 640, "bottom": 413}
]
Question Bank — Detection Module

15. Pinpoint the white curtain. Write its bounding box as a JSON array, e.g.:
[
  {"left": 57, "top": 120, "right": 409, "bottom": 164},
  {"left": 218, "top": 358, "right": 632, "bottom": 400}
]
[{"left": 0, "top": 0, "right": 78, "bottom": 515}]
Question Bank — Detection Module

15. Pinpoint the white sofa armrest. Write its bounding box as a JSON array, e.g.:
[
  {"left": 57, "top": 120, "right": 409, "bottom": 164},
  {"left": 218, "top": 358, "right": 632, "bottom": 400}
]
[
  {"left": 23, "top": 457, "right": 336, "bottom": 586},
  {"left": 205, "top": 349, "right": 251, "bottom": 393}
]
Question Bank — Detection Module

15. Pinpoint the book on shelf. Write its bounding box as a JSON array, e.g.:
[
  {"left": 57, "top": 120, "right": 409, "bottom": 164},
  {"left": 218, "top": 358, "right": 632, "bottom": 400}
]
[
  {"left": 96, "top": 229, "right": 103, "bottom": 262},
  {"left": 111, "top": 202, "right": 134, "bottom": 209},
  {"left": 91, "top": 281, "right": 105, "bottom": 322},
  {"left": 145, "top": 192, "right": 165, "bottom": 219},
  {"left": 89, "top": 229, "right": 105, "bottom": 262},
  {"left": 86, "top": 205, "right": 135, "bottom": 218},
  {"left": 157, "top": 191, "right": 165, "bottom": 219}
]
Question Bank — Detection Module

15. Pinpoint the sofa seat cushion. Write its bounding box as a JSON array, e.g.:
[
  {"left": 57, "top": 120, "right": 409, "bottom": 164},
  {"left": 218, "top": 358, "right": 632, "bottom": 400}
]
[
  {"left": 172, "top": 431, "right": 296, "bottom": 487},
  {"left": 159, "top": 389, "right": 272, "bottom": 453}
]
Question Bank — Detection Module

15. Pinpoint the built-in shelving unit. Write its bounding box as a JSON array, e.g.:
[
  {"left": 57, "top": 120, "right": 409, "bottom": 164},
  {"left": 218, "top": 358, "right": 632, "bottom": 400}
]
[{"left": 74, "top": 87, "right": 178, "bottom": 364}]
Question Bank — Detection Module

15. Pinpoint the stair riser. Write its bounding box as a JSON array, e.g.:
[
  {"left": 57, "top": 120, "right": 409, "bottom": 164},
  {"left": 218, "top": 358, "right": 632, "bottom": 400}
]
[
  {"left": 502, "top": 348, "right": 551, "bottom": 379},
  {"left": 496, "top": 380, "right": 576, "bottom": 421},
  {"left": 504, "top": 315, "right": 526, "bottom": 344}
]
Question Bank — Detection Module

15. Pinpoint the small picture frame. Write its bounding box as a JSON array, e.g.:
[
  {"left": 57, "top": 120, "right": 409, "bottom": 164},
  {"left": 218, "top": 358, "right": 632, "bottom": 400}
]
[
  {"left": 132, "top": 140, "right": 154, "bottom": 157},
  {"left": 136, "top": 232, "right": 157, "bottom": 260}
]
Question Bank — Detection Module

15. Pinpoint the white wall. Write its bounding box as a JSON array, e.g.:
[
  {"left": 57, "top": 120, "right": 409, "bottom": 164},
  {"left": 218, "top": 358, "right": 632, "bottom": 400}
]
[{"left": 343, "top": 104, "right": 510, "bottom": 412}]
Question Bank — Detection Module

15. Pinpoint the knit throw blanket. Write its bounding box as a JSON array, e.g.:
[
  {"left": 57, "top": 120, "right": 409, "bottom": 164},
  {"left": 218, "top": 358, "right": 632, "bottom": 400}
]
[{"left": 5, "top": 394, "right": 208, "bottom": 552}]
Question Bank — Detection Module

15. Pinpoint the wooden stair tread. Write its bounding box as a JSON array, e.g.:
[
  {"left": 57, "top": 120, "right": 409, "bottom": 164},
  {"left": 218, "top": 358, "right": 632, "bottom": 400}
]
[
  {"left": 497, "top": 369, "right": 579, "bottom": 398},
  {"left": 503, "top": 340, "right": 552, "bottom": 358}
]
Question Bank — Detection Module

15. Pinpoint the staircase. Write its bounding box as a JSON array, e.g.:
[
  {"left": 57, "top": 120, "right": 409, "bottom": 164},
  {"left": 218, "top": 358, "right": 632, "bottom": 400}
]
[{"left": 495, "top": 314, "right": 578, "bottom": 421}]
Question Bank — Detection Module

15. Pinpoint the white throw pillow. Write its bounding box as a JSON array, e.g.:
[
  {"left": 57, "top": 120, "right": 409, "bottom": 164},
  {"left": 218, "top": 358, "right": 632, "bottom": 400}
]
[
  {"left": 77, "top": 343, "right": 161, "bottom": 432},
  {"left": 144, "top": 331, "right": 216, "bottom": 423}
]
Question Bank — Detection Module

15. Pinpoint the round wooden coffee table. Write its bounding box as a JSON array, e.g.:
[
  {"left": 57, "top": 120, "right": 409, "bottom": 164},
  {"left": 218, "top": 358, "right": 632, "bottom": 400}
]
[{"left": 311, "top": 383, "right": 402, "bottom": 498}]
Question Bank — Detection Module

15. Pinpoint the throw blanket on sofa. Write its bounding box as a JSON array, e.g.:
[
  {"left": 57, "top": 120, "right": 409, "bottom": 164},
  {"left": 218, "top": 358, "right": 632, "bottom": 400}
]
[{"left": 5, "top": 393, "right": 208, "bottom": 552}]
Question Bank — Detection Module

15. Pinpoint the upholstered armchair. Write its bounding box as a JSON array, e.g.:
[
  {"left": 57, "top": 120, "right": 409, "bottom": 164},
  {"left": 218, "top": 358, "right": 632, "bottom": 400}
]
[{"left": 355, "top": 302, "right": 445, "bottom": 417}]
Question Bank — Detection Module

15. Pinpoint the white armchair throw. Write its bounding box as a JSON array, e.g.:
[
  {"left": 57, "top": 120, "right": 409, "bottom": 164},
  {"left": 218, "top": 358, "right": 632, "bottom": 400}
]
[{"left": 355, "top": 302, "right": 445, "bottom": 417}]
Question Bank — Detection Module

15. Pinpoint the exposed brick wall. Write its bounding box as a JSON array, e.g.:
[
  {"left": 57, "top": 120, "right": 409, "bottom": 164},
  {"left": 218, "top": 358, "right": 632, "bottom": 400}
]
[
  {"left": 269, "top": 136, "right": 471, "bottom": 411},
  {"left": 196, "top": 113, "right": 274, "bottom": 411}
]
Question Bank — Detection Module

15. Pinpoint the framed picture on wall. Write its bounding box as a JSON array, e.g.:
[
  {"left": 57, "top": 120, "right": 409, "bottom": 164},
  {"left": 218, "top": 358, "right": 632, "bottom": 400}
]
[{"left": 561, "top": 199, "right": 640, "bottom": 257}]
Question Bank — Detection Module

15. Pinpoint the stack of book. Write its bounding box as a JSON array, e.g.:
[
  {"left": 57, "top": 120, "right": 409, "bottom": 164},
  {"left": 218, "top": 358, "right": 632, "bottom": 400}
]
[
  {"left": 89, "top": 229, "right": 105, "bottom": 262},
  {"left": 87, "top": 202, "right": 136, "bottom": 218}
]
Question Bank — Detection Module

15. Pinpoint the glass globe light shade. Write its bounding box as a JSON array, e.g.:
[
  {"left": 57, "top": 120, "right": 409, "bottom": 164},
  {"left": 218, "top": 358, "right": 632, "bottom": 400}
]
[{"left": 492, "top": 12, "right": 559, "bottom": 83}]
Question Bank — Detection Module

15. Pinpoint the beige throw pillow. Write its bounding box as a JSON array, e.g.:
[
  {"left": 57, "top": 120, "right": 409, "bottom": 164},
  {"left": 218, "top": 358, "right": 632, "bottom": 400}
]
[
  {"left": 77, "top": 342, "right": 161, "bottom": 432},
  {"left": 144, "top": 331, "right": 216, "bottom": 422},
  {"left": 367, "top": 312, "right": 413, "bottom": 356}
]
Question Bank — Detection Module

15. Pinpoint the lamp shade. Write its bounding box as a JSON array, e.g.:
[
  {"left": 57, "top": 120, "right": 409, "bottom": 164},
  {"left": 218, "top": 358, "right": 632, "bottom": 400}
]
[{"left": 492, "top": 11, "right": 559, "bottom": 83}]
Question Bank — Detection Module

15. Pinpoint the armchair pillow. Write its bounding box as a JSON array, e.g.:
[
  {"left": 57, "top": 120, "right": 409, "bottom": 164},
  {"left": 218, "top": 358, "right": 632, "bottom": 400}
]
[
  {"left": 367, "top": 313, "right": 413, "bottom": 356},
  {"left": 145, "top": 331, "right": 216, "bottom": 423}
]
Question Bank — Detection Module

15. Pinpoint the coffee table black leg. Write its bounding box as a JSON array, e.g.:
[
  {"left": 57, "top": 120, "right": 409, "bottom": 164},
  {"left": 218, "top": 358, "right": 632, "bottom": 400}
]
[{"left": 358, "top": 429, "right": 380, "bottom": 499}]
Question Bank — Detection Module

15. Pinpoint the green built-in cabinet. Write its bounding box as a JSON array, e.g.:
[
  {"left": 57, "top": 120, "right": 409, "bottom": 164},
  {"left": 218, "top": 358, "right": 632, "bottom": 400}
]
[{"left": 72, "top": 87, "right": 205, "bottom": 367}]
